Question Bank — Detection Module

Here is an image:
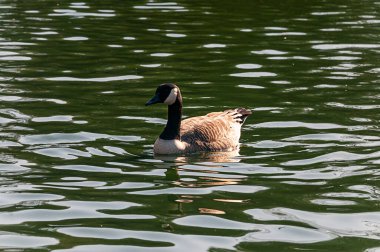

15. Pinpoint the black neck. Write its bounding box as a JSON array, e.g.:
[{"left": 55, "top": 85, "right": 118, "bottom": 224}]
[{"left": 160, "top": 93, "right": 182, "bottom": 140}]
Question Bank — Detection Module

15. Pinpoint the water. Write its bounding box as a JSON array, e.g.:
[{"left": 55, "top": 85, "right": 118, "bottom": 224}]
[{"left": 0, "top": 0, "right": 380, "bottom": 251}]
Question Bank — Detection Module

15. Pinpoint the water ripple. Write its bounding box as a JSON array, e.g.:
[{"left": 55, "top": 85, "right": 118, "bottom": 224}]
[
  {"left": 118, "top": 116, "right": 166, "bottom": 125},
  {"left": 45, "top": 75, "right": 143, "bottom": 82},
  {"left": 235, "top": 63, "right": 262, "bottom": 69},
  {"left": 19, "top": 132, "right": 143, "bottom": 145},
  {"left": 246, "top": 207, "right": 380, "bottom": 239},
  {"left": 251, "top": 49, "right": 287, "bottom": 55},
  {"left": 313, "top": 44, "right": 380, "bottom": 50},
  {"left": 265, "top": 32, "right": 307, "bottom": 36},
  {"left": 284, "top": 133, "right": 380, "bottom": 142},
  {"left": 311, "top": 11, "right": 346, "bottom": 16},
  {"left": 166, "top": 33, "right": 186, "bottom": 38},
  {"left": 0, "top": 234, "right": 58, "bottom": 249},
  {"left": 150, "top": 53, "right": 173, "bottom": 57},
  {"left": 0, "top": 193, "right": 63, "bottom": 208},
  {"left": 203, "top": 43, "right": 226, "bottom": 48},
  {"left": 176, "top": 215, "right": 334, "bottom": 243},
  {"left": 0, "top": 95, "right": 66, "bottom": 104},
  {"left": 327, "top": 102, "right": 380, "bottom": 110},
  {"left": 134, "top": 3, "right": 186, "bottom": 11},
  {"left": 282, "top": 151, "right": 380, "bottom": 166},
  {"left": 250, "top": 121, "right": 345, "bottom": 129},
  {"left": 63, "top": 36, "right": 88, "bottom": 41},
  {"left": 238, "top": 84, "right": 265, "bottom": 89},
  {"left": 56, "top": 228, "right": 237, "bottom": 251},
  {"left": 230, "top": 72, "right": 277, "bottom": 78},
  {"left": 49, "top": 9, "right": 116, "bottom": 17},
  {"left": 0, "top": 162, "right": 31, "bottom": 174},
  {"left": 0, "top": 200, "right": 153, "bottom": 225},
  {"left": 129, "top": 185, "right": 267, "bottom": 195}
]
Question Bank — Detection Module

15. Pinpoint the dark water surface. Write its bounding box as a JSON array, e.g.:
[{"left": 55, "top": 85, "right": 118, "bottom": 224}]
[{"left": 1, "top": 0, "right": 380, "bottom": 251}]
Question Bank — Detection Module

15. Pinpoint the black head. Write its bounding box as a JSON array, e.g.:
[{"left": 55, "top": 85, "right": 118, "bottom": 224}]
[{"left": 145, "top": 83, "right": 179, "bottom": 106}]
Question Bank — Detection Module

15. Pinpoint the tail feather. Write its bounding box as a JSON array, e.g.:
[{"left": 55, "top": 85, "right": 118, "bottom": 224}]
[{"left": 236, "top": 108, "right": 252, "bottom": 124}]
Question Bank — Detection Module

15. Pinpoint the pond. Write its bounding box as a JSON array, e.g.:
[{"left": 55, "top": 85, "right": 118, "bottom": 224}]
[{"left": 0, "top": 0, "right": 380, "bottom": 251}]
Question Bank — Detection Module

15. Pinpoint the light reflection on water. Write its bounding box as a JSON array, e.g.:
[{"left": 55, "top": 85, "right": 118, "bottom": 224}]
[{"left": 0, "top": 0, "right": 379, "bottom": 251}]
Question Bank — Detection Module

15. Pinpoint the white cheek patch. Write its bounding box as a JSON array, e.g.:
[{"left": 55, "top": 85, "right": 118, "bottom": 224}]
[{"left": 164, "top": 88, "right": 178, "bottom": 105}]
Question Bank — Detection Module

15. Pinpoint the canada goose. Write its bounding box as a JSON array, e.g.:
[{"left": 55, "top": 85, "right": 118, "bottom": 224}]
[{"left": 145, "top": 83, "right": 252, "bottom": 155}]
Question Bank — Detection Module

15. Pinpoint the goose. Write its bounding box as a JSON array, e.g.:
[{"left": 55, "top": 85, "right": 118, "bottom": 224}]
[{"left": 145, "top": 83, "right": 252, "bottom": 155}]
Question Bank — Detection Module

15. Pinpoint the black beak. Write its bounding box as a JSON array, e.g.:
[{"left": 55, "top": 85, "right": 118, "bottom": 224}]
[{"left": 145, "top": 94, "right": 161, "bottom": 106}]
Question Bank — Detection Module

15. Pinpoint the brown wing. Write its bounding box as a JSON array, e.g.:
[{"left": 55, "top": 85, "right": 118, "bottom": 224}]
[{"left": 180, "top": 109, "right": 248, "bottom": 152}]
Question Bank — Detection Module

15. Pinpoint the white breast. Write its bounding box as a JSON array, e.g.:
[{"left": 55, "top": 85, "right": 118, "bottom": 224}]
[{"left": 154, "top": 138, "right": 186, "bottom": 154}]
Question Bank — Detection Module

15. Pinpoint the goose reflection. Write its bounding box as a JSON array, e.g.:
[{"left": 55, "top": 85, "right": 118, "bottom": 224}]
[
  {"left": 153, "top": 150, "right": 244, "bottom": 221},
  {"left": 155, "top": 149, "right": 243, "bottom": 189},
  {"left": 154, "top": 149, "right": 242, "bottom": 163}
]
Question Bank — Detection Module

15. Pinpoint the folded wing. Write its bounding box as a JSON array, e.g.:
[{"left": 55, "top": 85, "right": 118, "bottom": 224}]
[{"left": 180, "top": 108, "right": 251, "bottom": 152}]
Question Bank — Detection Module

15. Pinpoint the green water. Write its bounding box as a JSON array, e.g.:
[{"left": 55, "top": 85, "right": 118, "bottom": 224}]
[{"left": 0, "top": 0, "right": 380, "bottom": 251}]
